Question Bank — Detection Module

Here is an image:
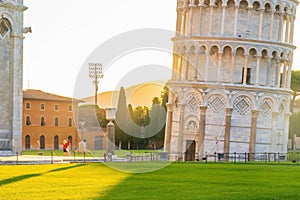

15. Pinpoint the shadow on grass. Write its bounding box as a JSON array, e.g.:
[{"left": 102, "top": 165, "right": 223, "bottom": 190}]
[{"left": 0, "top": 164, "right": 85, "bottom": 186}]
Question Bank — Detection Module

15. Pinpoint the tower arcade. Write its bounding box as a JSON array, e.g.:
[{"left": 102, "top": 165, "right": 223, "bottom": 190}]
[{"left": 164, "top": 0, "right": 299, "bottom": 160}]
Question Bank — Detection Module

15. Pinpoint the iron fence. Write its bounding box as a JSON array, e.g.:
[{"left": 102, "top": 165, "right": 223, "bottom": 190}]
[{"left": 1, "top": 151, "right": 300, "bottom": 165}]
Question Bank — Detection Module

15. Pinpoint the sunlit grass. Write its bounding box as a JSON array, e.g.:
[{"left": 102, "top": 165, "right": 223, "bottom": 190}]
[
  {"left": 0, "top": 163, "right": 129, "bottom": 200},
  {"left": 1, "top": 163, "right": 300, "bottom": 199}
]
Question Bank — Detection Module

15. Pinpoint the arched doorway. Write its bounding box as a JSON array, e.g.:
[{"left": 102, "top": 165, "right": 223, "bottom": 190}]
[
  {"left": 40, "top": 135, "right": 45, "bottom": 149},
  {"left": 185, "top": 140, "right": 196, "bottom": 161},
  {"left": 25, "top": 135, "right": 30, "bottom": 149},
  {"left": 54, "top": 135, "right": 59, "bottom": 150}
]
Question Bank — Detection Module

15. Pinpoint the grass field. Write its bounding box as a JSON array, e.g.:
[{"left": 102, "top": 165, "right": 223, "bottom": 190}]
[{"left": 1, "top": 163, "right": 300, "bottom": 199}]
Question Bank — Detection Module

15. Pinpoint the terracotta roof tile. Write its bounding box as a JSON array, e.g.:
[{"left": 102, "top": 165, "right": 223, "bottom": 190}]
[{"left": 23, "top": 89, "right": 81, "bottom": 102}]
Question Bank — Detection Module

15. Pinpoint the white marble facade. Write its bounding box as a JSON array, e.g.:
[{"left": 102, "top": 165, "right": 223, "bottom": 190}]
[
  {"left": 0, "top": 0, "right": 27, "bottom": 155},
  {"left": 164, "top": 0, "right": 298, "bottom": 160}
]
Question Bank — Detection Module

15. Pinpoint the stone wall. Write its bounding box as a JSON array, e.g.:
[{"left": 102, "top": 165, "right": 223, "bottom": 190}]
[{"left": 0, "top": 0, "right": 27, "bottom": 154}]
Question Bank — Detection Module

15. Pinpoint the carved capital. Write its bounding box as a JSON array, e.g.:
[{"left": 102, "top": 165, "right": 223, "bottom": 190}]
[
  {"left": 166, "top": 103, "right": 174, "bottom": 112},
  {"left": 251, "top": 109, "right": 259, "bottom": 118}
]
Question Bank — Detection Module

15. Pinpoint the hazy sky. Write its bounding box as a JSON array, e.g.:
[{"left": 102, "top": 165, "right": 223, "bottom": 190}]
[{"left": 23, "top": 0, "right": 300, "bottom": 98}]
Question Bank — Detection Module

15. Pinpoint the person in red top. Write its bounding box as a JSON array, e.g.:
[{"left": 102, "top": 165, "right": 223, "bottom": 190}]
[{"left": 63, "top": 140, "right": 71, "bottom": 156}]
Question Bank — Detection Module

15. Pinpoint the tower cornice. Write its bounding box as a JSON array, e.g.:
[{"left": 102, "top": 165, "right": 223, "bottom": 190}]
[
  {"left": 0, "top": 1, "right": 27, "bottom": 11},
  {"left": 172, "top": 36, "right": 297, "bottom": 50}
]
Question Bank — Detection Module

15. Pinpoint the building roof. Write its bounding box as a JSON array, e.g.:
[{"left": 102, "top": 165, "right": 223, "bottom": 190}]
[{"left": 23, "top": 89, "right": 82, "bottom": 102}]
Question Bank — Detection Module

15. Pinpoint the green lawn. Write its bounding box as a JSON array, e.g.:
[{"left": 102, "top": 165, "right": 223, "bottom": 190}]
[{"left": 1, "top": 163, "right": 300, "bottom": 199}]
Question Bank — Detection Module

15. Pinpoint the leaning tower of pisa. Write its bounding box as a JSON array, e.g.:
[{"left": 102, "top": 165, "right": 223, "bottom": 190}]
[{"left": 164, "top": 0, "right": 298, "bottom": 161}]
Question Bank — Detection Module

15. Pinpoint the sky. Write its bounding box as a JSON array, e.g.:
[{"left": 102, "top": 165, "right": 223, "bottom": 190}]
[{"left": 23, "top": 0, "right": 300, "bottom": 98}]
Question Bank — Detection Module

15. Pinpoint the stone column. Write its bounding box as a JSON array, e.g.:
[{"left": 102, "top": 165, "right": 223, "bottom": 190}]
[
  {"left": 277, "top": 13, "right": 283, "bottom": 42},
  {"left": 217, "top": 51, "right": 223, "bottom": 82},
  {"left": 289, "top": 16, "right": 295, "bottom": 43},
  {"left": 197, "top": 105, "right": 207, "bottom": 160},
  {"left": 198, "top": 5, "right": 203, "bottom": 35},
  {"left": 234, "top": 5, "right": 239, "bottom": 37},
  {"left": 184, "top": 50, "right": 190, "bottom": 80},
  {"left": 177, "top": 103, "right": 185, "bottom": 157},
  {"left": 208, "top": 4, "right": 214, "bottom": 35},
  {"left": 281, "top": 60, "right": 287, "bottom": 88},
  {"left": 172, "top": 53, "right": 177, "bottom": 80},
  {"left": 178, "top": 51, "right": 184, "bottom": 81},
  {"left": 243, "top": 55, "right": 249, "bottom": 85},
  {"left": 287, "top": 62, "right": 292, "bottom": 89},
  {"left": 205, "top": 50, "right": 210, "bottom": 81},
  {"left": 271, "top": 111, "right": 279, "bottom": 152},
  {"left": 188, "top": 4, "right": 194, "bottom": 35},
  {"left": 275, "top": 57, "right": 280, "bottom": 87},
  {"left": 285, "top": 14, "right": 290, "bottom": 43},
  {"left": 269, "top": 9, "right": 275, "bottom": 40},
  {"left": 224, "top": 107, "right": 233, "bottom": 161},
  {"left": 164, "top": 103, "right": 174, "bottom": 153},
  {"left": 258, "top": 9, "right": 264, "bottom": 39},
  {"left": 230, "top": 53, "right": 236, "bottom": 84},
  {"left": 249, "top": 110, "right": 259, "bottom": 161},
  {"left": 194, "top": 49, "right": 199, "bottom": 81},
  {"left": 221, "top": 4, "right": 227, "bottom": 35},
  {"left": 182, "top": 8, "right": 187, "bottom": 36},
  {"left": 247, "top": 6, "right": 252, "bottom": 35},
  {"left": 176, "top": 8, "right": 181, "bottom": 36},
  {"left": 255, "top": 55, "right": 261, "bottom": 86},
  {"left": 107, "top": 121, "right": 115, "bottom": 154},
  {"left": 11, "top": 34, "right": 24, "bottom": 154},
  {"left": 283, "top": 112, "right": 292, "bottom": 153},
  {"left": 266, "top": 56, "right": 272, "bottom": 86}
]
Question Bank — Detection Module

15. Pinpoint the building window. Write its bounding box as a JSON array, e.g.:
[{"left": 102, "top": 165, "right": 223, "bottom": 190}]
[
  {"left": 40, "top": 135, "right": 45, "bottom": 149},
  {"left": 68, "top": 105, "right": 72, "bottom": 112},
  {"left": 54, "top": 135, "right": 59, "bottom": 150},
  {"left": 26, "top": 116, "right": 31, "bottom": 126},
  {"left": 68, "top": 118, "right": 72, "bottom": 127},
  {"left": 54, "top": 104, "right": 59, "bottom": 111},
  {"left": 40, "top": 103, "right": 45, "bottom": 110},
  {"left": 55, "top": 117, "right": 59, "bottom": 126},
  {"left": 41, "top": 116, "right": 45, "bottom": 126},
  {"left": 25, "top": 135, "right": 30, "bottom": 149},
  {"left": 26, "top": 102, "right": 31, "bottom": 109}
]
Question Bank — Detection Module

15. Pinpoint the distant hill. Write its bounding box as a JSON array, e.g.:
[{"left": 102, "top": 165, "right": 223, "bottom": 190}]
[{"left": 81, "top": 81, "right": 166, "bottom": 108}]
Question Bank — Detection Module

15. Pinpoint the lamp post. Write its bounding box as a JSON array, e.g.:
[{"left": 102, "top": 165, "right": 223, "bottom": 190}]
[
  {"left": 88, "top": 63, "right": 104, "bottom": 106},
  {"left": 105, "top": 108, "right": 116, "bottom": 154}
]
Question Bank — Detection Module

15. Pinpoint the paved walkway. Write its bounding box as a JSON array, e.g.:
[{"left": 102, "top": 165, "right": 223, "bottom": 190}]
[{"left": 0, "top": 155, "right": 127, "bottom": 164}]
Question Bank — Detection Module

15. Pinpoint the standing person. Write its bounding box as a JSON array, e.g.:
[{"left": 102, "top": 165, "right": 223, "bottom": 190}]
[{"left": 63, "top": 140, "right": 71, "bottom": 156}]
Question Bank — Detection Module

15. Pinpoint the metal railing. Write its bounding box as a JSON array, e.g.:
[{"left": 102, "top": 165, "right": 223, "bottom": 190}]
[{"left": 1, "top": 151, "right": 300, "bottom": 165}]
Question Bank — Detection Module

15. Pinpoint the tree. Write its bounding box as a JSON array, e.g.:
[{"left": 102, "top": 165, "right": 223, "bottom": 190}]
[
  {"left": 115, "top": 87, "right": 130, "bottom": 149},
  {"left": 160, "top": 85, "right": 169, "bottom": 110},
  {"left": 291, "top": 70, "right": 300, "bottom": 112},
  {"left": 289, "top": 112, "right": 300, "bottom": 138}
]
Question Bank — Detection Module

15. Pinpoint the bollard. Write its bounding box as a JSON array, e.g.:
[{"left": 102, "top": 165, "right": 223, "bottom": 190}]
[
  {"left": 234, "top": 152, "right": 236, "bottom": 163},
  {"left": 16, "top": 152, "right": 19, "bottom": 165},
  {"left": 278, "top": 152, "right": 280, "bottom": 164},
  {"left": 214, "top": 152, "right": 217, "bottom": 163},
  {"left": 51, "top": 151, "right": 53, "bottom": 164},
  {"left": 84, "top": 152, "right": 86, "bottom": 163},
  {"left": 74, "top": 151, "right": 76, "bottom": 163}
]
